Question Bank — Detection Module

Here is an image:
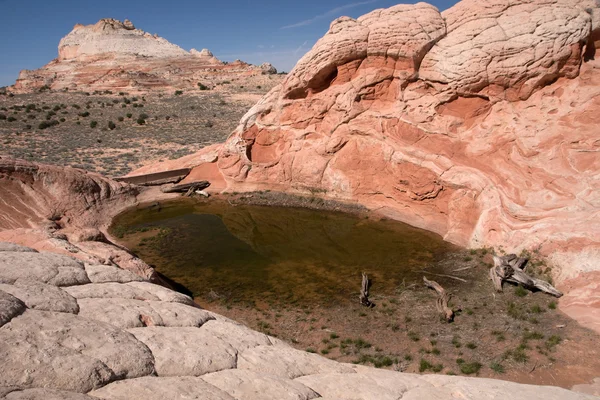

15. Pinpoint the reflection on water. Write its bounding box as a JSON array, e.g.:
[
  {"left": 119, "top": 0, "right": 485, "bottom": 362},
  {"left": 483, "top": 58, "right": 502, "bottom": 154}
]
[{"left": 111, "top": 200, "right": 459, "bottom": 307}]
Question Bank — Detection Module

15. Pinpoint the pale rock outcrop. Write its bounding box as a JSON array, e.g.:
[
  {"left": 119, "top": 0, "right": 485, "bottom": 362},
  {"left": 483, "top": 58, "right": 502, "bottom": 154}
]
[
  {"left": 3, "top": 388, "right": 96, "bottom": 399},
  {"left": 0, "top": 243, "right": 37, "bottom": 253},
  {"left": 201, "top": 369, "right": 320, "bottom": 400},
  {"left": 0, "top": 310, "right": 155, "bottom": 392},
  {"left": 0, "top": 280, "right": 79, "bottom": 313},
  {"left": 84, "top": 264, "right": 145, "bottom": 284},
  {"left": 0, "top": 290, "right": 25, "bottom": 327},
  {"left": 58, "top": 18, "right": 188, "bottom": 60},
  {"left": 238, "top": 344, "right": 355, "bottom": 379},
  {"left": 64, "top": 281, "right": 193, "bottom": 305},
  {"left": 77, "top": 297, "right": 215, "bottom": 329},
  {"left": 11, "top": 19, "right": 282, "bottom": 93},
  {"left": 128, "top": 327, "right": 238, "bottom": 376},
  {"left": 0, "top": 252, "right": 89, "bottom": 286},
  {"left": 89, "top": 376, "right": 236, "bottom": 400}
]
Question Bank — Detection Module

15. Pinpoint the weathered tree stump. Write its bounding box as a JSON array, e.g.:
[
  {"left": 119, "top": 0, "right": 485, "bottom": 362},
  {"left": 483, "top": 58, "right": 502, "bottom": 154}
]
[
  {"left": 423, "top": 276, "right": 455, "bottom": 322},
  {"left": 490, "top": 254, "right": 562, "bottom": 297},
  {"left": 359, "top": 272, "right": 373, "bottom": 307}
]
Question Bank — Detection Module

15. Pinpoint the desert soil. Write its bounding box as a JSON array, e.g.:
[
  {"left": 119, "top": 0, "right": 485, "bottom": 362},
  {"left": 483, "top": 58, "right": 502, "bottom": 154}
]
[{"left": 0, "top": 81, "right": 279, "bottom": 177}]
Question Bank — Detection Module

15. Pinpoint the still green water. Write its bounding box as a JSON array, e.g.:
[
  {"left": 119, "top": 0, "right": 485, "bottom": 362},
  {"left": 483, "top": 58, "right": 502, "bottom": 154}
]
[{"left": 111, "top": 199, "right": 459, "bottom": 307}]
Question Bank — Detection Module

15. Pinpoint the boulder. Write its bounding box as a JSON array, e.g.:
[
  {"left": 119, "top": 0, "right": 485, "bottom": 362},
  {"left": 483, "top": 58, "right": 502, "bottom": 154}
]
[
  {"left": 0, "top": 243, "right": 37, "bottom": 253},
  {"left": 89, "top": 376, "right": 235, "bottom": 400},
  {"left": 201, "top": 369, "right": 320, "bottom": 400},
  {"left": 0, "top": 290, "right": 26, "bottom": 327},
  {"left": 84, "top": 264, "right": 145, "bottom": 284},
  {"left": 0, "top": 251, "right": 89, "bottom": 286},
  {"left": 76, "top": 298, "right": 214, "bottom": 328},
  {"left": 128, "top": 327, "right": 237, "bottom": 377},
  {"left": 238, "top": 344, "right": 355, "bottom": 379},
  {"left": 0, "top": 310, "right": 154, "bottom": 393},
  {"left": 0, "top": 280, "right": 79, "bottom": 313}
]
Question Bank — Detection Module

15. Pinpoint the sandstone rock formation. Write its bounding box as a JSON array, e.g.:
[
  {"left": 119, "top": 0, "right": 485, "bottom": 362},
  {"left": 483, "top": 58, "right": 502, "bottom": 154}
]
[
  {"left": 0, "top": 242, "right": 596, "bottom": 399},
  {"left": 134, "top": 2, "right": 598, "bottom": 271},
  {"left": 0, "top": 157, "right": 175, "bottom": 281},
  {"left": 11, "top": 18, "right": 278, "bottom": 94},
  {"left": 125, "top": 0, "right": 600, "bottom": 333}
]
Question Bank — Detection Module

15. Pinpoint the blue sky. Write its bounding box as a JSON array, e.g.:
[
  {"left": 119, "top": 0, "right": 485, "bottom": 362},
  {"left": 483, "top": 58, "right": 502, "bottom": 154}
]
[{"left": 0, "top": 0, "right": 458, "bottom": 87}]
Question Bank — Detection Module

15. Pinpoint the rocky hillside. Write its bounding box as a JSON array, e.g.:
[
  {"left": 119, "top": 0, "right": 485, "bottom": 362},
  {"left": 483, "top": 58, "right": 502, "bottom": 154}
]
[{"left": 11, "top": 18, "right": 279, "bottom": 94}]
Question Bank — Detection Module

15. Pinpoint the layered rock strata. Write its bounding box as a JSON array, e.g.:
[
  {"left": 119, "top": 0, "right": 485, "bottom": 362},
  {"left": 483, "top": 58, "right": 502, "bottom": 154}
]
[
  {"left": 11, "top": 18, "right": 278, "bottom": 93},
  {"left": 132, "top": 0, "right": 600, "bottom": 278},
  {"left": 126, "top": 0, "right": 600, "bottom": 333}
]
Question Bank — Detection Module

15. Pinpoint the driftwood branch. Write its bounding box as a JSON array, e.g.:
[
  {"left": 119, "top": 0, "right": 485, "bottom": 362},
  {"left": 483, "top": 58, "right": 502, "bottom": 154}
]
[
  {"left": 490, "top": 254, "right": 562, "bottom": 297},
  {"left": 359, "top": 272, "right": 373, "bottom": 307},
  {"left": 423, "top": 276, "right": 455, "bottom": 322},
  {"left": 161, "top": 181, "right": 210, "bottom": 194}
]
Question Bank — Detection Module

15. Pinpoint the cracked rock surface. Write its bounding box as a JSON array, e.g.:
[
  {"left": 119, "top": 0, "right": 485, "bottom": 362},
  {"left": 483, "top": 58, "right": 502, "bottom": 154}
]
[{"left": 0, "top": 241, "right": 596, "bottom": 399}]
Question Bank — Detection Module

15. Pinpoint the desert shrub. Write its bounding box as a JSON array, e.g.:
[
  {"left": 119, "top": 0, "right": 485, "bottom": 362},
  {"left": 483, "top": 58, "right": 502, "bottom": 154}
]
[
  {"left": 38, "top": 120, "right": 59, "bottom": 129},
  {"left": 59, "top": 118, "right": 66, "bottom": 122},
  {"left": 71, "top": 104, "right": 80, "bottom": 109},
  {"left": 126, "top": 113, "right": 132, "bottom": 118},
  {"left": 78, "top": 111, "right": 90, "bottom": 117},
  {"left": 204, "top": 120, "right": 214, "bottom": 128},
  {"left": 53, "top": 105, "right": 60, "bottom": 111},
  {"left": 108, "top": 121, "right": 116, "bottom": 130},
  {"left": 137, "top": 118, "right": 146, "bottom": 125},
  {"left": 456, "top": 359, "right": 482, "bottom": 375},
  {"left": 7, "top": 116, "right": 17, "bottom": 122},
  {"left": 174, "top": 90, "right": 183, "bottom": 96},
  {"left": 90, "top": 121, "right": 98, "bottom": 128},
  {"left": 118, "top": 116, "right": 124, "bottom": 122},
  {"left": 197, "top": 83, "right": 209, "bottom": 90},
  {"left": 490, "top": 362, "right": 505, "bottom": 373},
  {"left": 25, "top": 124, "right": 32, "bottom": 130},
  {"left": 0, "top": 114, "right": 6, "bottom": 120}
]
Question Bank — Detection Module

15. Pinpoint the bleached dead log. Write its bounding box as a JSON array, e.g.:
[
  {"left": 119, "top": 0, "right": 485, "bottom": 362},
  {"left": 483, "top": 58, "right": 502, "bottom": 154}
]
[
  {"left": 423, "top": 276, "right": 455, "bottom": 322},
  {"left": 490, "top": 255, "right": 562, "bottom": 297},
  {"left": 359, "top": 272, "right": 373, "bottom": 307},
  {"left": 161, "top": 180, "right": 210, "bottom": 194}
]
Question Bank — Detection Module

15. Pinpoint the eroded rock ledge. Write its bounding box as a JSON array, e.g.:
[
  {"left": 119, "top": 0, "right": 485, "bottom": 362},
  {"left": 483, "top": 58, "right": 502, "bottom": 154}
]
[{"left": 0, "top": 242, "right": 596, "bottom": 400}]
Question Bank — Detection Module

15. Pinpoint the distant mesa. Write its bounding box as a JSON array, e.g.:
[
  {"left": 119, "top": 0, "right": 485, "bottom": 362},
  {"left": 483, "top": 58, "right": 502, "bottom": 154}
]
[{"left": 11, "top": 18, "right": 278, "bottom": 93}]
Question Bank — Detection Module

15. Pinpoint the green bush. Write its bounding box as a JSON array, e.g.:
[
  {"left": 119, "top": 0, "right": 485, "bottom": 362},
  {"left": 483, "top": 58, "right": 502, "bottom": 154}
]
[
  {"left": 78, "top": 111, "right": 90, "bottom": 117},
  {"left": 118, "top": 116, "right": 124, "bottom": 122},
  {"left": 137, "top": 118, "right": 146, "bottom": 125},
  {"left": 108, "top": 121, "right": 116, "bottom": 130},
  {"left": 126, "top": 113, "right": 132, "bottom": 118},
  {"left": 0, "top": 114, "right": 6, "bottom": 120},
  {"left": 90, "top": 121, "right": 98, "bottom": 128},
  {"left": 139, "top": 113, "right": 149, "bottom": 120},
  {"left": 174, "top": 90, "right": 183, "bottom": 96},
  {"left": 197, "top": 83, "right": 209, "bottom": 90},
  {"left": 38, "top": 120, "right": 59, "bottom": 130},
  {"left": 7, "top": 116, "right": 16, "bottom": 122}
]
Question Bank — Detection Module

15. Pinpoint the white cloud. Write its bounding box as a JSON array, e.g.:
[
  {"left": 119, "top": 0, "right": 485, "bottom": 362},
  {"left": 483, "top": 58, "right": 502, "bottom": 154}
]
[{"left": 281, "top": 0, "right": 377, "bottom": 29}]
